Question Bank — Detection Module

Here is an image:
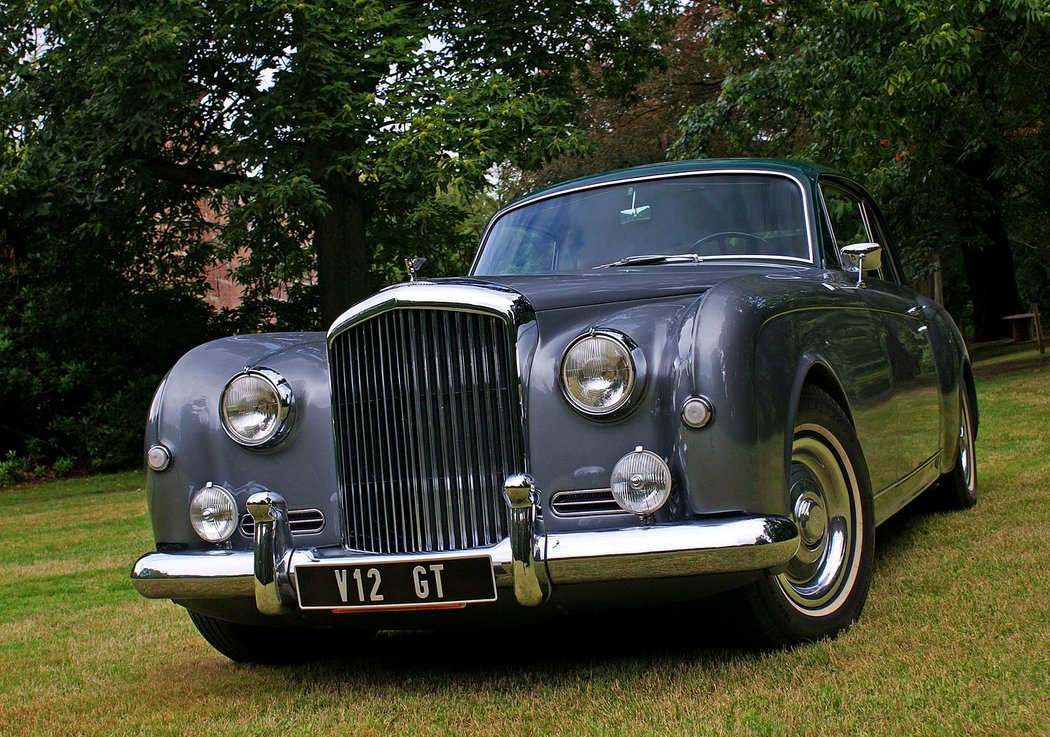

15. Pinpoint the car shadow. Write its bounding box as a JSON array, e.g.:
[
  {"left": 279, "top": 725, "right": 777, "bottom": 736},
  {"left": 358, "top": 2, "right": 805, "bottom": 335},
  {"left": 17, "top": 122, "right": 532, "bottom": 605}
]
[
  {"left": 174, "top": 494, "right": 956, "bottom": 683},
  {"left": 238, "top": 602, "right": 769, "bottom": 684}
]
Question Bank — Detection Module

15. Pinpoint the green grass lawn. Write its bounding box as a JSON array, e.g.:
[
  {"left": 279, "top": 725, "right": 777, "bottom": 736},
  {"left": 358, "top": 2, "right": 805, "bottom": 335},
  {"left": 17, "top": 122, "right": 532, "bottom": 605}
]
[{"left": 1, "top": 369, "right": 1048, "bottom": 736}]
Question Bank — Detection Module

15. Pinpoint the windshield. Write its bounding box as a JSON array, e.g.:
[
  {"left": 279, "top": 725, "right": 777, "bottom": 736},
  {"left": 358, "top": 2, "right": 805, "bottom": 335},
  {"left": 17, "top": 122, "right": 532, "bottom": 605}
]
[{"left": 473, "top": 173, "right": 810, "bottom": 275}]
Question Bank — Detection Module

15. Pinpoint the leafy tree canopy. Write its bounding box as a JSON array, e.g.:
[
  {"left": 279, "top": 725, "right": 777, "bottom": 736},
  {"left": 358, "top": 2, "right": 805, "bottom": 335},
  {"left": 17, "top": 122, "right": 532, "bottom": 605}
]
[
  {"left": 0, "top": 0, "right": 670, "bottom": 472},
  {"left": 512, "top": 4, "right": 726, "bottom": 193},
  {"left": 4, "top": 0, "right": 670, "bottom": 323},
  {"left": 675, "top": 0, "right": 1050, "bottom": 339}
]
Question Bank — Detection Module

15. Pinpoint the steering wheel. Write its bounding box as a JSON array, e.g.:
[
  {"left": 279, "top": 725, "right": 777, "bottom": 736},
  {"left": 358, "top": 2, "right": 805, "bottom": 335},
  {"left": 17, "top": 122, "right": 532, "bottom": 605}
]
[{"left": 690, "top": 231, "right": 771, "bottom": 255}]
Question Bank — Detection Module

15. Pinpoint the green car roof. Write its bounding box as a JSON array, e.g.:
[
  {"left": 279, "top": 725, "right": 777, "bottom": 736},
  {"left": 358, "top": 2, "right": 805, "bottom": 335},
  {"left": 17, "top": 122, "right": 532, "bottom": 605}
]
[{"left": 508, "top": 158, "right": 847, "bottom": 209}]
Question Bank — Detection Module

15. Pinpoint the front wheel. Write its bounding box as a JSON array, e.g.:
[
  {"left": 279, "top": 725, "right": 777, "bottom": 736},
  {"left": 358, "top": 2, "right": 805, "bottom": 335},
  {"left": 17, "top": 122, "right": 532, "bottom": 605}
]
[
  {"left": 932, "top": 386, "right": 977, "bottom": 509},
  {"left": 742, "top": 386, "right": 874, "bottom": 646}
]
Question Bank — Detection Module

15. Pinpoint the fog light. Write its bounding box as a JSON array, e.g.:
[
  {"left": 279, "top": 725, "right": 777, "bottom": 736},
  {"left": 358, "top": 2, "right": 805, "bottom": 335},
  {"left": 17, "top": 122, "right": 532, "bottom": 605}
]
[
  {"left": 189, "top": 482, "right": 238, "bottom": 543},
  {"left": 611, "top": 447, "right": 672, "bottom": 515}
]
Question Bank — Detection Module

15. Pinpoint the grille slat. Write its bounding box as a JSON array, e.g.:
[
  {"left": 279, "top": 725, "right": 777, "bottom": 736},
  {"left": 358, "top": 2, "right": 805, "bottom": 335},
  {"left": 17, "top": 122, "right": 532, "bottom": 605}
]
[
  {"left": 331, "top": 308, "right": 521, "bottom": 554},
  {"left": 377, "top": 319, "right": 401, "bottom": 553},
  {"left": 412, "top": 312, "right": 437, "bottom": 550},
  {"left": 465, "top": 317, "right": 489, "bottom": 545},
  {"left": 454, "top": 315, "right": 479, "bottom": 548},
  {"left": 478, "top": 320, "right": 501, "bottom": 540},
  {"left": 431, "top": 312, "right": 453, "bottom": 549},
  {"left": 354, "top": 325, "right": 376, "bottom": 551},
  {"left": 395, "top": 311, "right": 422, "bottom": 552}
]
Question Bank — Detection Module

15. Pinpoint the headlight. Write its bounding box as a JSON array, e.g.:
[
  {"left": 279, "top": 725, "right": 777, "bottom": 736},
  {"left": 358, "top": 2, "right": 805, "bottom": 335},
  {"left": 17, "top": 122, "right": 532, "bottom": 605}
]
[
  {"left": 560, "top": 331, "right": 642, "bottom": 416},
  {"left": 610, "top": 447, "right": 672, "bottom": 515},
  {"left": 220, "top": 368, "right": 295, "bottom": 448},
  {"left": 189, "top": 483, "right": 238, "bottom": 543}
]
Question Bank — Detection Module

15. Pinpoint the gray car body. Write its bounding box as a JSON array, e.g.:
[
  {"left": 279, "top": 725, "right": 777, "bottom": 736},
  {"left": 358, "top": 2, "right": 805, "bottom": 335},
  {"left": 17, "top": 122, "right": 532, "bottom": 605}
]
[{"left": 140, "top": 159, "right": 972, "bottom": 626}]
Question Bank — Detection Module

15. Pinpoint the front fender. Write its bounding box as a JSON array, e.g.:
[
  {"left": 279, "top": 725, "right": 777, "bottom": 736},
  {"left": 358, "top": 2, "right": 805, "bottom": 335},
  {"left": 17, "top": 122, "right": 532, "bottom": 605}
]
[
  {"left": 678, "top": 273, "right": 893, "bottom": 518},
  {"left": 523, "top": 298, "right": 699, "bottom": 530},
  {"left": 144, "top": 333, "right": 341, "bottom": 550}
]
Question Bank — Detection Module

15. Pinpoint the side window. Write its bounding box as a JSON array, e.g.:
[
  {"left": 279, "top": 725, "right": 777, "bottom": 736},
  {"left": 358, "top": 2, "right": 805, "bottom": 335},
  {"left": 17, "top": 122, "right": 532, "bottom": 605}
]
[
  {"left": 860, "top": 203, "right": 900, "bottom": 283},
  {"left": 819, "top": 181, "right": 896, "bottom": 282},
  {"left": 820, "top": 184, "right": 870, "bottom": 251}
]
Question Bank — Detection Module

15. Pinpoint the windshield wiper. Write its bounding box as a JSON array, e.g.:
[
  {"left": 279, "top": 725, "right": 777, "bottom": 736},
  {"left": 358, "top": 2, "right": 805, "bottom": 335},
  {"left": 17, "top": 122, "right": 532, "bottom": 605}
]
[{"left": 594, "top": 253, "right": 706, "bottom": 269}]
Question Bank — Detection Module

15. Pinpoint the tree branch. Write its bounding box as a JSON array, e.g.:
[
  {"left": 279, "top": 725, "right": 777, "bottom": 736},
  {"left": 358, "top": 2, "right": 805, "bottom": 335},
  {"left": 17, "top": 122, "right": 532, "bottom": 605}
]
[{"left": 138, "top": 157, "right": 245, "bottom": 189}]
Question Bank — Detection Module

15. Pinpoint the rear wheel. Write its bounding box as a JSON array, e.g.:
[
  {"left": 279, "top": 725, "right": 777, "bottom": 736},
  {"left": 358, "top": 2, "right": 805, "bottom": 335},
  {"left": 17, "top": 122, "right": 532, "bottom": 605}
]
[
  {"left": 932, "top": 387, "right": 977, "bottom": 509},
  {"left": 188, "top": 610, "right": 373, "bottom": 664},
  {"left": 742, "top": 386, "right": 874, "bottom": 646}
]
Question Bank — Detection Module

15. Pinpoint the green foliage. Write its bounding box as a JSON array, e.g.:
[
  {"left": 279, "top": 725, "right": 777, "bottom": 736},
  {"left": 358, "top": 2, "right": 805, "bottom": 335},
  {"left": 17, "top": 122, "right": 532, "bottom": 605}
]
[
  {"left": 0, "top": 244, "right": 227, "bottom": 473},
  {"left": 1, "top": 0, "right": 670, "bottom": 470},
  {"left": 4, "top": 0, "right": 669, "bottom": 320},
  {"left": 0, "top": 452, "right": 29, "bottom": 487},
  {"left": 675, "top": 0, "right": 1050, "bottom": 338},
  {"left": 514, "top": 4, "right": 722, "bottom": 193}
]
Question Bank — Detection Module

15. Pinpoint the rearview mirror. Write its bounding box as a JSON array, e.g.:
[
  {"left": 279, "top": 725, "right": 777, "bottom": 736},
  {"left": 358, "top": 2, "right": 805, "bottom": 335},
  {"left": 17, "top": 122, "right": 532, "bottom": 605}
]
[{"left": 619, "top": 186, "right": 651, "bottom": 224}]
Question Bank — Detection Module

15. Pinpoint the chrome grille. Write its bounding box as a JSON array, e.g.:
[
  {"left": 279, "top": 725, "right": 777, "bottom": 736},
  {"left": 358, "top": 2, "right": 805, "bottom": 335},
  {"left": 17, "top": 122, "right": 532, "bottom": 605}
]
[{"left": 330, "top": 308, "right": 524, "bottom": 553}]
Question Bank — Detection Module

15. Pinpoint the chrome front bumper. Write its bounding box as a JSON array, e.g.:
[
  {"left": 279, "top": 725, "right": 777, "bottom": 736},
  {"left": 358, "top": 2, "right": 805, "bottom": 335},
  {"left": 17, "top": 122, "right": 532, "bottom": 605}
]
[{"left": 131, "top": 474, "right": 800, "bottom": 613}]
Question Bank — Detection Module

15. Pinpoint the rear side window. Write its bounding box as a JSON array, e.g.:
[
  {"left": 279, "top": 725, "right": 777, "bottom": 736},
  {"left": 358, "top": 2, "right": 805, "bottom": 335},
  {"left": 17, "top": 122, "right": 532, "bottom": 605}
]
[
  {"left": 821, "top": 184, "right": 869, "bottom": 250},
  {"left": 819, "top": 180, "right": 900, "bottom": 282}
]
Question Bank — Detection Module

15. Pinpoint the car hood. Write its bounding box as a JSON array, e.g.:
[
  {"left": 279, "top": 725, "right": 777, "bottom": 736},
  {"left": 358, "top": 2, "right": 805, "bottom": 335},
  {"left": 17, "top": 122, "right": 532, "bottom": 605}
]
[{"left": 457, "top": 263, "right": 806, "bottom": 311}]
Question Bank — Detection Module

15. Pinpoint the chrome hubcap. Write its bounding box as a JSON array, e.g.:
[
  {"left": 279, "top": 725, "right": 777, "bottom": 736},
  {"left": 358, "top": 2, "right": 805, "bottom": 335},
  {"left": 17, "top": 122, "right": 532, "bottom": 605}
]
[
  {"left": 794, "top": 489, "right": 827, "bottom": 546},
  {"left": 777, "top": 426, "right": 860, "bottom": 614}
]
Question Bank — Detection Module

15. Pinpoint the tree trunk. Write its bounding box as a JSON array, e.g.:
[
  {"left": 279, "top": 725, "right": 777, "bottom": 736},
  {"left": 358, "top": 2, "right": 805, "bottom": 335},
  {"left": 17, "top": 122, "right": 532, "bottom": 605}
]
[
  {"left": 955, "top": 161, "right": 1024, "bottom": 342},
  {"left": 960, "top": 208, "right": 1024, "bottom": 342},
  {"left": 314, "top": 173, "right": 371, "bottom": 327}
]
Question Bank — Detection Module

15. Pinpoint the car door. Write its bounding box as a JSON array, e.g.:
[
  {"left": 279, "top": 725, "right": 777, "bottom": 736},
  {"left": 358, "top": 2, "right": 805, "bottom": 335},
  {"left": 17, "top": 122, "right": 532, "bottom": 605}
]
[{"left": 820, "top": 179, "right": 942, "bottom": 487}]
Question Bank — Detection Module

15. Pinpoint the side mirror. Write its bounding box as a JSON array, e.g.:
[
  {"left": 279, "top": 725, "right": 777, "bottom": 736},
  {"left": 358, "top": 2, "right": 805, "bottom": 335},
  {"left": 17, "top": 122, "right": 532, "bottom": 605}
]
[{"left": 839, "top": 242, "right": 882, "bottom": 286}]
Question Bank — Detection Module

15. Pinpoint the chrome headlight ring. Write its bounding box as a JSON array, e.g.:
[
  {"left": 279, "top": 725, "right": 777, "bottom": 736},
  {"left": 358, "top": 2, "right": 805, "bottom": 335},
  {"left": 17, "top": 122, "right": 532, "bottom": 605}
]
[
  {"left": 219, "top": 367, "right": 296, "bottom": 449},
  {"left": 559, "top": 329, "right": 647, "bottom": 418}
]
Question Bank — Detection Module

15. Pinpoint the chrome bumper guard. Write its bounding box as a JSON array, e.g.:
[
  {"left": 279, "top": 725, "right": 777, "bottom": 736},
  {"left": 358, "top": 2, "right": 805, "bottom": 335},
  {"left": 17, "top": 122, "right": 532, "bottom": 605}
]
[{"left": 131, "top": 474, "right": 800, "bottom": 612}]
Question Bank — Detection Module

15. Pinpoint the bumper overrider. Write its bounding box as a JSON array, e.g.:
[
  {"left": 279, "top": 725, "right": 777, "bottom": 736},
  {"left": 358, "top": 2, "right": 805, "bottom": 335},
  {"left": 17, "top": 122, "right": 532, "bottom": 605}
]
[{"left": 131, "top": 474, "right": 800, "bottom": 614}]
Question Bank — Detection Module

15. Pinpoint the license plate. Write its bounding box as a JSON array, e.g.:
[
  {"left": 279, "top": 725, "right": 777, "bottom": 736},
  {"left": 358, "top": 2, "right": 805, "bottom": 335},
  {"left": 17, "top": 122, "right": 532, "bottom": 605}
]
[{"left": 294, "top": 556, "right": 496, "bottom": 610}]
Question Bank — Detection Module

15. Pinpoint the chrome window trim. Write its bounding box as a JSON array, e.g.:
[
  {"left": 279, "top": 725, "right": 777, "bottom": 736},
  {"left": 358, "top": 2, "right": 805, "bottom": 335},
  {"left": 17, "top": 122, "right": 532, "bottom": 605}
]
[
  {"left": 471, "top": 169, "right": 818, "bottom": 273},
  {"left": 859, "top": 201, "right": 903, "bottom": 284},
  {"left": 817, "top": 176, "right": 902, "bottom": 283}
]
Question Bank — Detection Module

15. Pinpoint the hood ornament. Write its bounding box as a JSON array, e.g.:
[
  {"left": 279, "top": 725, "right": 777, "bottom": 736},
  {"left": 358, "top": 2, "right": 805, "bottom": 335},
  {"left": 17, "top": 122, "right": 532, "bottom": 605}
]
[{"left": 404, "top": 257, "right": 426, "bottom": 282}]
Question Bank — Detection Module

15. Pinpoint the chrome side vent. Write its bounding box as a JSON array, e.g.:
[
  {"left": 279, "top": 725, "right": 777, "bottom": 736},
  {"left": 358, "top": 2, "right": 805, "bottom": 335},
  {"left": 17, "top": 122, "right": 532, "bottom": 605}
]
[
  {"left": 239, "top": 508, "right": 325, "bottom": 537},
  {"left": 330, "top": 307, "right": 525, "bottom": 554},
  {"left": 550, "top": 489, "right": 628, "bottom": 517}
]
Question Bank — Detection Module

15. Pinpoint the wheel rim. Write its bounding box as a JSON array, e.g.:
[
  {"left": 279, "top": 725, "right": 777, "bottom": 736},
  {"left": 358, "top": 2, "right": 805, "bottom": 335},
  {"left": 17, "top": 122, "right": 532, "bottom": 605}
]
[
  {"left": 959, "top": 392, "right": 975, "bottom": 493},
  {"left": 777, "top": 424, "right": 863, "bottom": 614}
]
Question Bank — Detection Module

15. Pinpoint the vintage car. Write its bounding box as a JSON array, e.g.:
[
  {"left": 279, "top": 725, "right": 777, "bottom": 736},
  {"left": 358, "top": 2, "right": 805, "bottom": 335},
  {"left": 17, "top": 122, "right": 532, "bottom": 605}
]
[{"left": 132, "top": 159, "right": 978, "bottom": 662}]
